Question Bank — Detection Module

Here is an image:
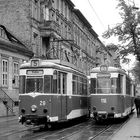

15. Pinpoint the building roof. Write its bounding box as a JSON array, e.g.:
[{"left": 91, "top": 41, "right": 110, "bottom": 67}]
[
  {"left": 0, "top": 25, "right": 33, "bottom": 57},
  {"left": 73, "top": 9, "right": 98, "bottom": 38}
]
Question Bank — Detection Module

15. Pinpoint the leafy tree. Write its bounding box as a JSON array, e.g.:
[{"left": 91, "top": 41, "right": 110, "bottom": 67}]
[
  {"left": 132, "top": 61, "right": 140, "bottom": 83},
  {"left": 103, "top": 0, "right": 140, "bottom": 61}
]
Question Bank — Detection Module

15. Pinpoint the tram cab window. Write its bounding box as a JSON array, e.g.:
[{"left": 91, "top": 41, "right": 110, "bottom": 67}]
[
  {"left": 19, "top": 76, "right": 26, "bottom": 94},
  {"left": 90, "top": 78, "right": 96, "bottom": 94},
  {"left": 44, "top": 75, "right": 52, "bottom": 93},
  {"left": 26, "top": 77, "right": 43, "bottom": 93},
  {"left": 96, "top": 77, "right": 110, "bottom": 94}
]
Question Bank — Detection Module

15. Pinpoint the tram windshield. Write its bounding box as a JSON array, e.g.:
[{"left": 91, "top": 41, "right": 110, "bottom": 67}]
[
  {"left": 97, "top": 77, "right": 111, "bottom": 94},
  {"left": 90, "top": 75, "right": 123, "bottom": 94},
  {"left": 26, "top": 78, "right": 43, "bottom": 93}
]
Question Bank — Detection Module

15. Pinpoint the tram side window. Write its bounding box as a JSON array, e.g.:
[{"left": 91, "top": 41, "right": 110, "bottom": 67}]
[
  {"left": 58, "top": 72, "right": 61, "bottom": 94},
  {"left": 78, "top": 77, "right": 82, "bottom": 95},
  {"left": 90, "top": 78, "right": 96, "bottom": 94},
  {"left": 111, "top": 78, "right": 117, "bottom": 93},
  {"left": 126, "top": 77, "right": 131, "bottom": 95},
  {"left": 53, "top": 71, "right": 57, "bottom": 93},
  {"left": 83, "top": 78, "right": 87, "bottom": 95},
  {"left": 44, "top": 75, "right": 52, "bottom": 93},
  {"left": 117, "top": 74, "right": 123, "bottom": 94},
  {"left": 72, "top": 75, "right": 78, "bottom": 94},
  {"left": 63, "top": 73, "right": 67, "bottom": 94},
  {"left": 19, "top": 76, "right": 25, "bottom": 94},
  {"left": 57, "top": 72, "right": 67, "bottom": 94}
]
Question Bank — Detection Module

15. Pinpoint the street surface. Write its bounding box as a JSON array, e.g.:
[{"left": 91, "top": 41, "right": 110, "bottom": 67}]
[{"left": 0, "top": 115, "right": 132, "bottom": 140}]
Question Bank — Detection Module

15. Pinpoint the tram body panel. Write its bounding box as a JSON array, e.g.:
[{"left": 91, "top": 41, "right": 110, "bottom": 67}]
[
  {"left": 90, "top": 95, "right": 125, "bottom": 117},
  {"left": 66, "top": 95, "right": 88, "bottom": 119},
  {"left": 19, "top": 94, "right": 60, "bottom": 122}
]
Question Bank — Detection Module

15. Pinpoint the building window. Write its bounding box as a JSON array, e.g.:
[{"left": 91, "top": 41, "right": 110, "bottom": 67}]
[
  {"left": 32, "top": 0, "right": 38, "bottom": 20},
  {"left": 43, "top": 5, "right": 49, "bottom": 21},
  {"left": 13, "top": 62, "right": 19, "bottom": 87},
  {"left": 2, "top": 59, "right": 8, "bottom": 86}
]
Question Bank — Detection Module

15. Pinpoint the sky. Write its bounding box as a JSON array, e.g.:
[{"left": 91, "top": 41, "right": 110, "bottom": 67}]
[
  {"left": 71, "top": 0, "right": 140, "bottom": 43},
  {"left": 71, "top": 0, "right": 140, "bottom": 70}
]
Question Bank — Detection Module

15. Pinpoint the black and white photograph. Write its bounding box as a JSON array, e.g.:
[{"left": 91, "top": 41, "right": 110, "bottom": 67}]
[{"left": 0, "top": 0, "right": 140, "bottom": 139}]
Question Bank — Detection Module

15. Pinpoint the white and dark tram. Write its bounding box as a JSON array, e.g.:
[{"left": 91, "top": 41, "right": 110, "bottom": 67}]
[
  {"left": 89, "top": 65, "right": 135, "bottom": 122},
  {"left": 19, "top": 58, "right": 89, "bottom": 128}
]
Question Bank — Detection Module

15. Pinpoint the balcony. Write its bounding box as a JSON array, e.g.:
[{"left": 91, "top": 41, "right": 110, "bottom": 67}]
[{"left": 39, "top": 20, "right": 60, "bottom": 36}]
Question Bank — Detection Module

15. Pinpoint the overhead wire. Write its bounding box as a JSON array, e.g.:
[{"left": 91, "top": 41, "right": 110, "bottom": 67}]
[{"left": 87, "top": 0, "right": 106, "bottom": 31}]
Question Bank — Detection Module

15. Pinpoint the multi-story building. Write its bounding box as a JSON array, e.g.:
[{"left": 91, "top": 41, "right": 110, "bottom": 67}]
[
  {"left": 0, "top": 0, "right": 105, "bottom": 75},
  {"left": 0, "top": 25, "right": 33, "bottom": 116}
]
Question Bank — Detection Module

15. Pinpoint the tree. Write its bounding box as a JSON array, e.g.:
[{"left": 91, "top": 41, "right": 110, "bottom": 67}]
[
  {"left": 132, "top": 61, "right": 140, "bottom": 83},
  {"left": 103, "top": 0, "right": 140, "bottom": 61}
]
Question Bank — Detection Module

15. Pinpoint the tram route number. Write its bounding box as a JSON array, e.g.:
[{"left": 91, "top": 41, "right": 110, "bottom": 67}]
[
  {"left": 40, "top": 101, "right": 46, "bottom": 106},
  {"left": 101, "top": 98, "right": 107, "bottom": 103}
]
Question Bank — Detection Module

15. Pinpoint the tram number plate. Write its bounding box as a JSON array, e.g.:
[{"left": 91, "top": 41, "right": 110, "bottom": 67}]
[
  {"left": 101, "top": 98, "right": 107, "bottom": 103},
  {"left": 40, "top": 101, "right": 46, "bottom": 106}
]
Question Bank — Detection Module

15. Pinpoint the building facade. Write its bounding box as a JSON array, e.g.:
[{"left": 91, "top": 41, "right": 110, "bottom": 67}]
[
  {"left": 0, "top": 25, "right": 33, "bottom": 116},
  {"left": 0, "top": 0, "right": 107, "bottom": 75},
  {"left": 0, "top": 25, "right": 33, "bottom": 101}
]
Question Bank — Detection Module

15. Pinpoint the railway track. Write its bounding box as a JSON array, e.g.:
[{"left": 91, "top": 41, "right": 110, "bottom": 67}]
[{"left": 0, "top": 114, "right": 132, "bottom": 140}]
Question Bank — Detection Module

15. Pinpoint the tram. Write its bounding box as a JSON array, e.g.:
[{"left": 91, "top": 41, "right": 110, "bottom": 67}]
[
  {"left": 89, "top": 65, "right": 135, "bottom": 122},
  {"left": 19, "top": 58, "right": 89, "bottom": 128}
]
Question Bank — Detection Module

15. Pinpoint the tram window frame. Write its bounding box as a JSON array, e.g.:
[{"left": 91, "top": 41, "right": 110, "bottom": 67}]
[
  {"left": 19, "top": 75, "right": 26, "bottom": 94},
  {"left": 83, "top": 78, "right": 87, "bottom": 95},
  {"left": 111, "top": 78, "right": 117, "bottom": 93},
  {"left": 44, "top": 75, "right": 52, "bottom": 93},
  {"left": 126, "top": 77, "right": 131, "bottom": 95},
  {"left": 78, "top": 77, "right": 82, "bottom": 95},
  {"left": 53, "top": 70, "right": 57, "bottom": 93},
  {"left": 58, "top": 72, "right": 61, "bottom": 94},
  {"left": 90, "top": 78, "right": 96, "bottom": 94},
  {"left": 72, "top": 75, "right": 78, "bottom": 95},
  {"left": 26, "top": 77, "right": 43, "bottom": 93},
  {"left": 117, "top": 74, "right": 123, "bottom": 94},
  {"left": 62, "top": 73, "right": 67, "bottom": 94},
  {"left": 57, "top": 71, "right": 67, "bottom": 94}
]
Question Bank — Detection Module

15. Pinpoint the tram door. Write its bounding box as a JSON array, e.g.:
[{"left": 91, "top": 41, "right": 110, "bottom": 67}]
[{"left": 58, "top": 72, "right": 67, "bottom": 120}]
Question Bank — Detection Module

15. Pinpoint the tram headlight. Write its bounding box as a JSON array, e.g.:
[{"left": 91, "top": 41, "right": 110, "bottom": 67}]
[
  {"left": 21, "top": 108, "right": 25, "bottom": 114},
  {"left": 43, "top": 108, "right": 48, "bottom": 113},
  {"left": 111, "top": 107, "right": 115, "bottom": 111},
  {"left": 93, "top": 106, "right": 96, "bottom": 111},
  {"left": 31, "top": 105, "right": 37, "bottom": 112}
]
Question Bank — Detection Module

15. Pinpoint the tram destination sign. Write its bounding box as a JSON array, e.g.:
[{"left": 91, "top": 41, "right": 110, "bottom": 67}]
[
  {"left": 27, "top": 70, "right": 43, "bottom": 75},
  {"left": 97, "top": 73, "right": 111, "bottom": 77}
]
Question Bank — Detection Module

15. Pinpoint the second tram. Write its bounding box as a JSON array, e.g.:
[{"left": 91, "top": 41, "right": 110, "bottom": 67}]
[
  {"left": 19, "top": 58, "right": 89, "bottom": 128},
  {"left": 90, "top": 65, "right": 135, "bottom": 122}
]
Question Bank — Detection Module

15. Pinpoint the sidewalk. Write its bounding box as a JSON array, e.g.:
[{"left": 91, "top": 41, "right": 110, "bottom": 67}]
[{"left": 111, "top": 112, "right": 140, "bottom": 140}]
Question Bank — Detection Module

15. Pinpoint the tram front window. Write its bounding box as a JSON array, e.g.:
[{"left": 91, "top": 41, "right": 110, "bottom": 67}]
[
  {"left": 26, "top": 78, "right": 43, "bottom": 93},
  {"left": 97, "top": 77, "right": 111, "bottom": 94}
]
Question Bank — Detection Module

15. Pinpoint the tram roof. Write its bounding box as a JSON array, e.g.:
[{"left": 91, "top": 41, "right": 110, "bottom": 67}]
[
  {"left": 91, "top": 66, "right": 126, "bottom": 74},
  {"left": 20, "top": 59, "right": 87, "bottom": 76}
]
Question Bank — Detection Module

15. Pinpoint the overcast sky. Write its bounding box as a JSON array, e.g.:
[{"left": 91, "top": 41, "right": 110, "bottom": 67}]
[
  {"left": 71, "top": 0, "right": 140, "bottom": 69},
  {"left": 71, "top": 0, "right": 140, "bottom": 44}
]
